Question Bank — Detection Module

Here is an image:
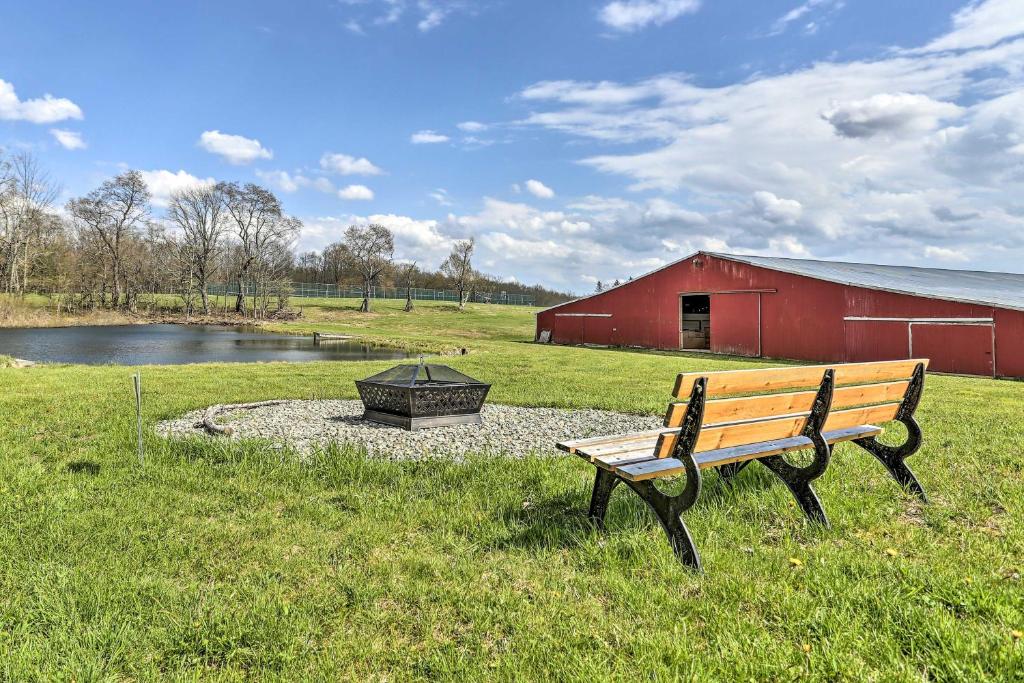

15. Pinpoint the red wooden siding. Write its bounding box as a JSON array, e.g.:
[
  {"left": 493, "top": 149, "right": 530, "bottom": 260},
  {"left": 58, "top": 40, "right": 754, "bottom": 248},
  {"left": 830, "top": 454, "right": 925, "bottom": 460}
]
[
  {"left": 535, "top": 253, "right": 1024, "bottom": 378},
  {"left": 844, "top": 320, "right": 909, "bottom": 362}
]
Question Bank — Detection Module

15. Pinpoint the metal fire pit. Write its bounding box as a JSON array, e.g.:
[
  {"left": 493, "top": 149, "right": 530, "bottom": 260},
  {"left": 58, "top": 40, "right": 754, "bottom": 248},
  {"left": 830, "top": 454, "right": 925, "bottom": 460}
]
[{"left": 355, "top": 359, "right": 491, "bottom": 430}]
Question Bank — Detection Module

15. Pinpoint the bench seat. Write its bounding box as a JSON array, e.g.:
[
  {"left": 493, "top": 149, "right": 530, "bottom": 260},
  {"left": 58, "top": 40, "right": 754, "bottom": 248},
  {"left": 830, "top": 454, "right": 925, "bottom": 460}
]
[{"left": 608, "top": 425, "right": 883, "bottom": 481}]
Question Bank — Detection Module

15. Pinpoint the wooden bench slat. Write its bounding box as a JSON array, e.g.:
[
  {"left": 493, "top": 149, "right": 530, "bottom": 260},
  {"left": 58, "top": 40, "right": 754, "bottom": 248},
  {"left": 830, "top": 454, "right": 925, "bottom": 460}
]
[
  {"left": 590, "top": 449, "right": 659, "bottom": 469},
  {"left": 615, "top": 458, "right": 687, "bottom": 481},
  {"left": 579, "top": 435, "right": 663, "bottom": 458},
  {"left": 824, "top": 402, "right": 901, "bottom": 432},
  {"left": 673, "top": 359, "right": 927, "bottom": 399},
  {"left": 557, "top": 427, "right": 672, "bottom": 454},
  {"left": 616, "top": 425, "right": 883, "bottom": 481},
  {"left": 664, "top": 380, "right": 911, "bottom": 428},
  {"left": 655, "top": 402, "right": 900, "bottom": 458}
]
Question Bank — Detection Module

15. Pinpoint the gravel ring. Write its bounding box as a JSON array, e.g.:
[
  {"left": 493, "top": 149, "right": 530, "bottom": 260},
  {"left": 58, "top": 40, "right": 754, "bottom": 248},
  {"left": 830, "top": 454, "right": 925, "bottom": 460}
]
[{"left": 158, "top": 400, "right": 663, "bottom": 460}]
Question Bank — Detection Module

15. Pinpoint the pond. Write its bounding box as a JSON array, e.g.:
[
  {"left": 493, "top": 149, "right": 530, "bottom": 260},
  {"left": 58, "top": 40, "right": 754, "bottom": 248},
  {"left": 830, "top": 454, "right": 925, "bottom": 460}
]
[{"left": 0, "top": 324, "right": 413, "bottom": 366}]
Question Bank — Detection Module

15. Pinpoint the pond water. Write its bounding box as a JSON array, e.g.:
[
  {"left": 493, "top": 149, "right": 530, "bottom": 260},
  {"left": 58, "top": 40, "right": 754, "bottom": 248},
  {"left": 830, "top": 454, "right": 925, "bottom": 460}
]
[{"left": 0, "top": 324, "right": 412, "bottom": 366}]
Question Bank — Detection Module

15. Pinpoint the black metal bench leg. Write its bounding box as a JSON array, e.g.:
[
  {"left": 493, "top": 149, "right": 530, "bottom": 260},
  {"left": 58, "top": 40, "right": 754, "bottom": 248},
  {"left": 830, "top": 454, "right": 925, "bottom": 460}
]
[
  {"left": 853, "top": 431, "right": 928, "bottom": 503},
  {"left": 623, "top": 479, "right": 702, "bottom": 570},
  {"left": 718, "top": 460, "right": 751, "bottom": 485},
  {"left": 588, "top": 467, "right": 622, "bottom": 529},
  {"left": 853, "top": 363, "right": 928, "bottom": 502},
  {"left": 583, "top": 377, "right": 707, "bottom": 570},
  {"left": 758, "top": 455, "right": 831, "bottom": 527},
  {"left": 756, "top": 369, "right": 835, "bottom": 528}
]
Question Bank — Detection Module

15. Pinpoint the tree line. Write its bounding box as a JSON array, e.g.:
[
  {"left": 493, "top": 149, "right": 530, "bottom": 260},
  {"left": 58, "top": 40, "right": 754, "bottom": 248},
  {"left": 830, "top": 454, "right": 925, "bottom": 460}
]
[{"left": 0, "top": 150, "right": 573, "bottom": 316}]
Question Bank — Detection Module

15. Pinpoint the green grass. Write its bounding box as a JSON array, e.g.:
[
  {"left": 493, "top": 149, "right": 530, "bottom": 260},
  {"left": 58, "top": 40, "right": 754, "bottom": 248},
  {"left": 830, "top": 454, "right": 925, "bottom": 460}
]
[{"left": 1, "top": 298, "right": 1022, "bottom": 680}]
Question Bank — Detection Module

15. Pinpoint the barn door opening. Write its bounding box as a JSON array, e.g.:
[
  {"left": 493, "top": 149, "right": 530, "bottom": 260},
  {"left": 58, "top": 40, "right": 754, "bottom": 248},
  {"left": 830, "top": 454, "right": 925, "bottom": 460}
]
[{"left": 680, "top": 295, "right": 710, "bottom": 350}]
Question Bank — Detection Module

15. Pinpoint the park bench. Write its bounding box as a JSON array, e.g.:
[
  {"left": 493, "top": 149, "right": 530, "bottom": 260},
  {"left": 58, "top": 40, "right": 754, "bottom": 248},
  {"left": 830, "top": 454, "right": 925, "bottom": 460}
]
[{"left": 556, "top": 359, "right": 929, "bottom": 570}]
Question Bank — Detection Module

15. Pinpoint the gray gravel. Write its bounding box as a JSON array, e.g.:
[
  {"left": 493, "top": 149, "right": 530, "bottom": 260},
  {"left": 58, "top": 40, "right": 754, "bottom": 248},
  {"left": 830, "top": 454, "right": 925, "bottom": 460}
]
[{"left": 158, "top": 400, "right": 663, "bottom": 460}]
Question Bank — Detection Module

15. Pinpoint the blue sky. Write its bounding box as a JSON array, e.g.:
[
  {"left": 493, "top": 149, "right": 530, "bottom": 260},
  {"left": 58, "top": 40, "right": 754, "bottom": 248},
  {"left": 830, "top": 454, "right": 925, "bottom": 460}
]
[{"left": 3, "top": 0, "right": 1023, "bottom": 292}]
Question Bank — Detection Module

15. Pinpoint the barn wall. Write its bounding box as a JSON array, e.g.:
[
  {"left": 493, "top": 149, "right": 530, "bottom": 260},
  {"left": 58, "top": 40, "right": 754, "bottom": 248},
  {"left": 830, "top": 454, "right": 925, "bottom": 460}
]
[
  {"left": 994, "top": 309, "right": 1024, "bottom": 378},
  {"left": 535, "top": 253, "right": 1024, "bottom": 378}
]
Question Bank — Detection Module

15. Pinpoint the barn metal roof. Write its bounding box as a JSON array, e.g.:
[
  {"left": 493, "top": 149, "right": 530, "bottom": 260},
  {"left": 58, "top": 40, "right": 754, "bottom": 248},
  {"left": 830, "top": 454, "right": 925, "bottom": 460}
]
[
  {"left": 538, "top": 251, "right": 1024, "bottom": 313},
  {"left": 709, "top": 253, "right": 1024, "bottom": 312}
]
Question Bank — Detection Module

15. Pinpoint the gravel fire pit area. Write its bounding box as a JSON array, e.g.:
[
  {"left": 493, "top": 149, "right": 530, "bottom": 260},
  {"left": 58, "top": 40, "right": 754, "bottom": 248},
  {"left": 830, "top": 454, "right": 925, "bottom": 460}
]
[{"left": 159, "top": 400, "right": 663, "bottom": 460}]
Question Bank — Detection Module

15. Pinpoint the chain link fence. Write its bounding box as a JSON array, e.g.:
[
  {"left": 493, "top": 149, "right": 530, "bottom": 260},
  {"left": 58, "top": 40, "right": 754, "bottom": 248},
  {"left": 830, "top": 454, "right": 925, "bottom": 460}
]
[{"left": 208, "top": 282, "right": 535, "bottom": 306}]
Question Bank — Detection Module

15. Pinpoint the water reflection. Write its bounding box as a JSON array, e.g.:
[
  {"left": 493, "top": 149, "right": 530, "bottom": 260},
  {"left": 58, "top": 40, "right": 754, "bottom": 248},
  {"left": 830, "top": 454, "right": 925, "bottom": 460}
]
[{"left": 0, "top": 324, "right": 412, "bottom": 366}]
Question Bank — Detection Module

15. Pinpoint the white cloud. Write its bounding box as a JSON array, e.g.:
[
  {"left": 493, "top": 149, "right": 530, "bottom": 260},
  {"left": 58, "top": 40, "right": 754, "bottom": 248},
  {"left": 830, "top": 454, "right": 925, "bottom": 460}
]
[
  {"left": 821, "top": 93, "right": 962, "bottom": 138},
  {"left": 767, "top": 235, "right": 811, "bottom": 256},
  {"left": 0, "top": 79, "right": 82, "bottom": 124},
  {"left": 140, "top": 169, "right": 215, "bottom": 207},
  {"left": 929, "top": 90, "right": 1024, "bottom": 184},
  {"left": 339, "top": 0, "right": 469, "bottom": 33},
  {"left": 913, "top": 0, "right": 1024, "bottom": 53},
  {"left": 457, "top": 121, "right": 488, "bottom": 132},
  {"left": 198, "top": 130, "right": 273, "bottom": 165},
  {"left": 525, "top": 179, "right": 555, "bottom": 198},
  {"left": 418, "top": 7, "right": 446, "bottom": 31},
  {"left": 770, "top": 0, "right": 843, "bottom": 36},
  {"left": 372, "top": 213, "right": 449, "bottom": 251},
  {"left": 642, "top": 197, "right": 707, "bottom": 225},
  {"left": 598, "top": 0, "right": 701, "bottom": 32},
  {"left": 410, "top": 130, "right": 450, "bottom": 144},
  {"left": 319, "top": 152, "right": 384, "bottom": 175},
  {"left": 298, "top": 212, "right": 448, "bottom": 258},
  {"left": 256, "top": 169, "right": 339, "bottom": 195},
  {"left": 752, "top": 191, "right": 803, "bottom": 224},
  {"left": 338, "top": 184, "right": 375, "bottom": 200},
  {"left": 49, "top": 129, "right": 86, "bottom": 150},
  {"left": 429, "top": 188, "right": 453, "bottom": 206},
  {"left": 924, "top": 245, "right": 969, "bottom": 262},
  {"left": 256, "top": 169, "right": 302, "bottom": 193}
]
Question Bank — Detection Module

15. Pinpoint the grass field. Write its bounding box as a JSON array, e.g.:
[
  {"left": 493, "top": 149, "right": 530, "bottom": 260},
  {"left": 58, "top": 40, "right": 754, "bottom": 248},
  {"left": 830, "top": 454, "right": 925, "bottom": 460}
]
[{"left": 1, "top": 297, "right": 1022, "bottom": 680}]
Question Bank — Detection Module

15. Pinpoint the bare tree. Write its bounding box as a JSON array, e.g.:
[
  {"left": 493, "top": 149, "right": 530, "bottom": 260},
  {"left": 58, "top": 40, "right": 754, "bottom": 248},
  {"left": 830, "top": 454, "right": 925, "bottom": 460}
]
[
  {"left": 251, "top": 217, "right": 300, "bottom": 317},
  {"left": 164, "top": 231, "right": 199, "bottom": 319},
  {"left": 167, "top": 185, "right": 226, "bottom": 314},
  {"left": 322, "top": 242, "right": 348, "bottom": 284},
  {"left": 0, "top": 152, "right": 60, "bottom": 294},
  {"left": 441, "top": 237, "right": 476, "bottom": 310},
  {"left": 342, "top": 223, "right": 394, "bottom": 312},
  {"left": 398, "top": 261, "right": 418, "bottom": 312},
  {"left": 219, "top": 181, "right": 284, "bottom": 315},
  {"left": 67, "top": 170, "right": 151, "bottom": 308}
]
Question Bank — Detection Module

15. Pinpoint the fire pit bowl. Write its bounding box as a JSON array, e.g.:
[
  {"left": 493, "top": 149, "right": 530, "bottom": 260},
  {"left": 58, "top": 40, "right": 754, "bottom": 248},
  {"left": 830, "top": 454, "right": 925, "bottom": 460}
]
[{"left": 355, "top": 360, "right": 491, "bottom": 430}]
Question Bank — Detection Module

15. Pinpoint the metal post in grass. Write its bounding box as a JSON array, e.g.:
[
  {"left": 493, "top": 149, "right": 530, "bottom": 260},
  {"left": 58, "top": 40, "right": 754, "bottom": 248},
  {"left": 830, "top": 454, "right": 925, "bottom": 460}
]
[{"left": 133, "top": 373, "right": 144, "bottom": 466}]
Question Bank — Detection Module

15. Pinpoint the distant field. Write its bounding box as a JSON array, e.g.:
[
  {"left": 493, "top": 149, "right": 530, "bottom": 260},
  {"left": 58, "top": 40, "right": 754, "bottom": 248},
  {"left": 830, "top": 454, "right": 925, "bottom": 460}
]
[{"left": 0, "top": 298, "right": 1021, "bottom": 679}]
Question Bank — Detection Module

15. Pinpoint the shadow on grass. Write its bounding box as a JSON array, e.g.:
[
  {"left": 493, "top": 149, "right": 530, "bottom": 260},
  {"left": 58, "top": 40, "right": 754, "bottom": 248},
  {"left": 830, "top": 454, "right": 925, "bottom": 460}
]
[
  {"left": 489, "top": 490, "right": 593, "bottom": 551},
  {"left": 66, "top": 460, "right": 100, "bottom": 475},
  {"left": 491, "top": 466, "right": 780, "bottom": 552}
]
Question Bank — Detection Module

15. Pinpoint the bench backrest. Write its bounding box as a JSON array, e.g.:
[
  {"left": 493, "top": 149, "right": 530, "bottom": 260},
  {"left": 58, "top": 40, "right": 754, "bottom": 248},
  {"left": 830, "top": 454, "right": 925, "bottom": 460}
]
[{"left": 653, "top": 359, "right": 928, "bottom": 458}]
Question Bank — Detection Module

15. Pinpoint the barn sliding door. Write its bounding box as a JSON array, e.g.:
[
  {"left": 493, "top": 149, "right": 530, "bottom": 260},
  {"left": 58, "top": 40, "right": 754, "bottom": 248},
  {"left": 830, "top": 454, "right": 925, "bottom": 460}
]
[
  {"left": 844, "top": 317, "right": 996, "bottom": 377},
  {"left": 709, "top": 293, "right": 761, "bottom": 357},
  {"left": 911, "top": 323, "right": 994, "bottom": 376}
]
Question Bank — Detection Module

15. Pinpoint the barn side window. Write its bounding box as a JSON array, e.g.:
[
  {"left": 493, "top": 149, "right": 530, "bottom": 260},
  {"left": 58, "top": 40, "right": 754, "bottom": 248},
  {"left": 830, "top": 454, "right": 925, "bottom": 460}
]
[{"left": 681, "top": 295, "right": 711, "bottom": 350}]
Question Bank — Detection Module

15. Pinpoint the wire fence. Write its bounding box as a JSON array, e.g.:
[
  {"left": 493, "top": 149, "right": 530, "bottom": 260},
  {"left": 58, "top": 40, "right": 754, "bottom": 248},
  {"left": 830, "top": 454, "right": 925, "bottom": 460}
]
[{"left": 207, "top": 282, "right": 536, "bottom": 306}]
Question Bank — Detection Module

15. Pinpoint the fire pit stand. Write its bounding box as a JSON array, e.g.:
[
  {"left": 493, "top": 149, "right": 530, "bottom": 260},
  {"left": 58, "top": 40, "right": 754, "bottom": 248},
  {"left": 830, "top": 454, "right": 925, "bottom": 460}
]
[{"left": 355, "top": 359, "right": 491, "bottom": 430}]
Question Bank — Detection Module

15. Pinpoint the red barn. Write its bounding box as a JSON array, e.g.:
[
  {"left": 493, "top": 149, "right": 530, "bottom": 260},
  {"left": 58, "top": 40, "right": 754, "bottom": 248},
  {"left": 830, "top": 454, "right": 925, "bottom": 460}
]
[{"left": 536, "top": 252, "right": 1024, "bottom": 379}]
